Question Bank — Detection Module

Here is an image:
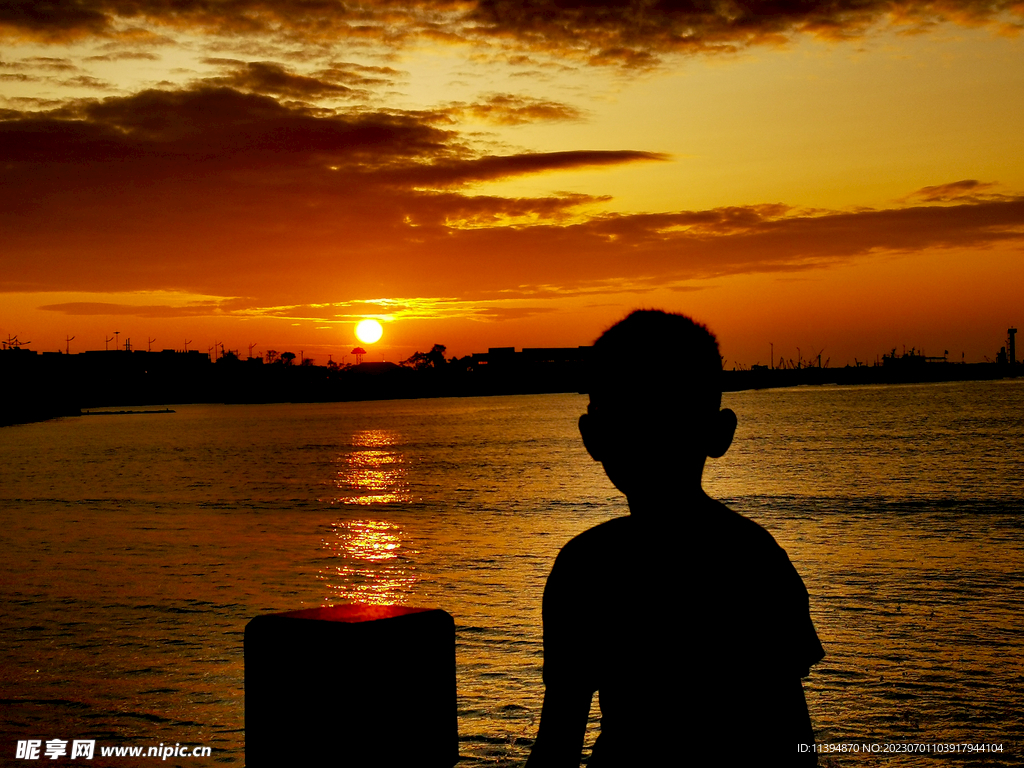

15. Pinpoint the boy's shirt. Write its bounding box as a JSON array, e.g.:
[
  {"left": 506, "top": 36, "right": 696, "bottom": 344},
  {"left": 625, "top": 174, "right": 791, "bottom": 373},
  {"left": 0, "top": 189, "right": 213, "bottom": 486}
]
[{"left": 541, "top": 504, "right": 825, "bottom": 763}]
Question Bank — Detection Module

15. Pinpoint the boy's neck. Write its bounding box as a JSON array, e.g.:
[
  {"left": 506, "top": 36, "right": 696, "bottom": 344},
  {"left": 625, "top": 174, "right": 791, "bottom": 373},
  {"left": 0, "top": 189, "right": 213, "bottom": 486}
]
[{"left": 626, "top": 484, "right": 712, "bottom": 519}]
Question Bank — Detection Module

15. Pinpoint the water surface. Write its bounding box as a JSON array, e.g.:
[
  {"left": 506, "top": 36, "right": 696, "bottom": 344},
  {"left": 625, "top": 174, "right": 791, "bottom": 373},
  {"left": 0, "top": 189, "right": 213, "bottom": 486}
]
[{"left": 1, "top": 381, "right": 1022, "bottom": 765}]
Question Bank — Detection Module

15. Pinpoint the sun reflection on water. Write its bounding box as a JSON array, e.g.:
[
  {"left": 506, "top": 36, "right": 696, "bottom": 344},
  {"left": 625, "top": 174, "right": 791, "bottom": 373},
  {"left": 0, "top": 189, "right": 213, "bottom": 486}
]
[
  {"left": 329, "top": 429, "right": 413, "bottom": 505},
  {"left": 318, "top": 430, "right": 417, "bottom": 604},
  {"left": 318, "top": 519, "right": 417, "bottom": 605}
]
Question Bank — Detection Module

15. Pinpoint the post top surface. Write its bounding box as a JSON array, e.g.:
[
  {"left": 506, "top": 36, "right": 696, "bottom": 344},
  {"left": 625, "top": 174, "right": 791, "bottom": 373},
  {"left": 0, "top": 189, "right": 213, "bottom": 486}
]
[{"left": 270, "top": 604, "right": 433, "bottom": 623}]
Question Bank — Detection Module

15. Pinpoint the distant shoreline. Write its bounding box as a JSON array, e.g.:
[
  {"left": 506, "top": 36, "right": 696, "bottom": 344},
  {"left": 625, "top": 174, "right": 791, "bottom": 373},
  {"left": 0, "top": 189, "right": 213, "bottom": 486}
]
[
  {"left": 82, "top": 408, "right": 176, "bottom": 416},
  {"left": 3, "top": 355, "right": 1018, "bottom": 427}
]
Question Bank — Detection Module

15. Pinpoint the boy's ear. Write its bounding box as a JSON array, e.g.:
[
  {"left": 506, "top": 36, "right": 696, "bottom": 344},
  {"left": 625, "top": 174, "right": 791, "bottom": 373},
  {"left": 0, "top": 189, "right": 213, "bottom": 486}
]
[
  {"left": 578, "top": 413, "right": 603, "bottom": 462},
  {"left": 706, "top": 407, "right": 737, "bottom": 459}
]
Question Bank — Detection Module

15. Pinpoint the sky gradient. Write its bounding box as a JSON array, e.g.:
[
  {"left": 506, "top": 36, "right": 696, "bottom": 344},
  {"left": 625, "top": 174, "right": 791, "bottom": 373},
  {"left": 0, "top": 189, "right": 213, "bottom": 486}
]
[{"left": 2, "top": 0, "right": 1023, "bottom": 367}]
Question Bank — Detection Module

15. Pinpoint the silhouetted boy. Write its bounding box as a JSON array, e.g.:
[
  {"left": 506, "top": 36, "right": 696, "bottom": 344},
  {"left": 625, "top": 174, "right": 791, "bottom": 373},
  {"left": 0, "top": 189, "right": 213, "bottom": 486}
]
[{"left": 527, "top": 310, "right": 824, "bottom": 767}]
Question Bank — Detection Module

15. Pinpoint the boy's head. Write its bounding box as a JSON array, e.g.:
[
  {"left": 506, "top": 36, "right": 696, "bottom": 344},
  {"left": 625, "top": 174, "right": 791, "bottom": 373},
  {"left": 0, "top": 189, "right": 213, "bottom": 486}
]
[{"left": 579, "top": 310, "right": 736, "bottom": 502}]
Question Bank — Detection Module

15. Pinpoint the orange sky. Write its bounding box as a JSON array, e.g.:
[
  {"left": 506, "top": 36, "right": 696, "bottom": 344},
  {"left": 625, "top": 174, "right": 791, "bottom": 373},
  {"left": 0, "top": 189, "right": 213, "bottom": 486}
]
[{"left": 2, "top": 0, "right": 1023, "bottom": 367}]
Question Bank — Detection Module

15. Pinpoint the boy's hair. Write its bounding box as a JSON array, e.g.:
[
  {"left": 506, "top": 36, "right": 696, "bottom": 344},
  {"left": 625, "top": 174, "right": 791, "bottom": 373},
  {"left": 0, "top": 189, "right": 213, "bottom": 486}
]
[{"left": 586, "top": 309, "right": 724, "bottom": 409}]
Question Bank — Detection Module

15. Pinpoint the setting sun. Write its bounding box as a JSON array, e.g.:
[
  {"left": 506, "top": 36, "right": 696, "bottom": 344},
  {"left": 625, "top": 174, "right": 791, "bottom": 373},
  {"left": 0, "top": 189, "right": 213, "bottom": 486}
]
[{"left": 355, "top": 319, "right": 384, "bottom": 344}]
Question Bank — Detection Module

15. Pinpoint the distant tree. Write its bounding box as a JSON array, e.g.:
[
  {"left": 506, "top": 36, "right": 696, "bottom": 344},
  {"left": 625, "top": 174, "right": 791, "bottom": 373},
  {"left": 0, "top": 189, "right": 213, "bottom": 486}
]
[
  {"left": 280, "top": 351, "right": 296, "bottom": 366},
  {"left": 217, "top": 349, "right": 240, "bottom": 364},
  {"left": 402, "top": 351, "right": 426, "bottom": 369},
  {"left": 266, "top": 349, "right": 278, "bottom": 364},
  {"left": 300, "top": 357, "right": 315, "bottom": 367},
  {"left": 402, "top": 344, "right": 447, "bottom": 371},
  {"left": 448, "top": 354, "right": 474, "bottom": 373},
  {"left": 427, "top": 344, "right": 447, "bottom": 368}
]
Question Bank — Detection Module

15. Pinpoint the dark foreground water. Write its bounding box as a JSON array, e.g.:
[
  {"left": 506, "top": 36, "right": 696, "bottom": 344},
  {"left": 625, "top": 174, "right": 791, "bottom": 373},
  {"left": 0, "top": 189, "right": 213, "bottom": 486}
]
[{"left": 1, "top": 381, "right": 1022, "bottom": 766}]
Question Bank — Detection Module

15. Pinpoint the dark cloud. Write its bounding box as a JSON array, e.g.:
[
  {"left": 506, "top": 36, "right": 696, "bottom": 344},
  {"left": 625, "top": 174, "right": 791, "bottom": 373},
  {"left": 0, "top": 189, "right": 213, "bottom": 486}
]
[
  {"left": 445, "top": 93, "right": 585, "bottom": 125},
  {"left": 0, "top": 85, "right": 664, "bottom": 301},
  {"left": 560, "top": 198, "right": 1024, "bottom": 271},
  {"left": 0, "top": 0, "right": 436, "bottom": 44},
  {"left": 904, "top": 179, "right": 1001, "bottom": 202},
  {"left": 2, "top": 0, "right": 1019, "bottom": 64},
  {"left": 0, "top": 1, "right": 108, "bottom": 40},
  {"left": 0, "top": 84, "right": 637, "bottom": 178},
  {"left": 469, "top": 0, "right": 1023, "bottom": 64},
  {"left": 386, "top": 150, "right": 666, "bottom": 187},
  {"left": 59, "top": 74, "right": 114, "bottom": 89},
  {"left": 3, "top": 84, "right": 1022, "bottom": 308},
  {"left": 423, "top": 192, "right": 609, "bottom": 226},
  {"left": 23, "top": 56, "right": 79, "bottom": 70},
  {"left": 0, "top": 86, "right": 458, "bottom": 165},
  {"left": 204, "top": 60, "right": 360, "bottom": 99},
  {"left": 319, "top": 61, "right": 402, "bottom": 87},
  {"left": 197, "top": 60, "right": 400, "bottom": 100},
  {"left": 84, "top": 51, "right": 161, "bottom": 61},
  {"left": 0, "top": 56, "right": 78, "bottom": 74},
  {"left": 0, "top": 96, "right": 65, "bottom": 110},
  {"left": 0, "top": 58, "right": 110, "bottom": 90}
]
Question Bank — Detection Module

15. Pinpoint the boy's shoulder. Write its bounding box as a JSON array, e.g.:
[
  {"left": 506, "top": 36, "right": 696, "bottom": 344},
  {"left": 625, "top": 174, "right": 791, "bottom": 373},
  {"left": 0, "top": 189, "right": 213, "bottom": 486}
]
[
  {"left": 555, "top": 514, "right": 635, "bottom": 563},
  {"left": 703, "top": 499, "right": 788, "bottom": 554},
  {"left": 550, "top": 502, "right": 800, "bottom": 602},
  {"left": 562, "top": 500, "right": 783, "bottom": 557}
]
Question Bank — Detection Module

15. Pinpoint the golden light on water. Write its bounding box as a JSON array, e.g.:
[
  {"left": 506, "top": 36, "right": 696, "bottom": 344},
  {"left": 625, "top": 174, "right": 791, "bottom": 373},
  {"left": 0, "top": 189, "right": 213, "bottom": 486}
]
[
  {"left": 344, "top": 519, "right": 401, "bottom": 562},
  {"left": 318, "top": 429, "right": 417, "bottom": 604},
  {"left": 329, "top": 429, "right": 412, "bottom": 506},
  {"left": 318, "top": 519, "right": 417, "bottom": 605}
]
